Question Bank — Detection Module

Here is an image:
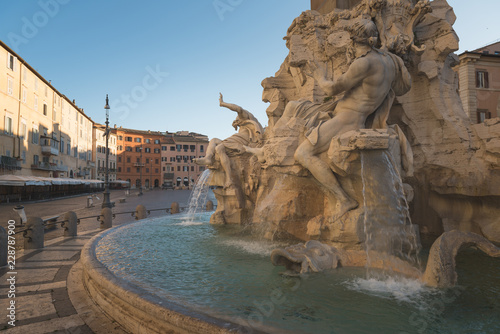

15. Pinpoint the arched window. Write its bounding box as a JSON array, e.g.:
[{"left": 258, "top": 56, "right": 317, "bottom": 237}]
[
  {"left": 176, "top": 177, "right": 181, "bottom": 187},
  {"left": 183, "top": 177, "right": 189, "bottom": 187}
]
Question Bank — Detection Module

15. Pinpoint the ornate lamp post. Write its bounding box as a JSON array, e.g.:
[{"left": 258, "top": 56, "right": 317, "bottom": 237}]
[
  {"left": 102, "top": 95, "right": 112, "bottom": 208},
  {"left": 138, "top": 145, "right": 143, "bottom": 196}
]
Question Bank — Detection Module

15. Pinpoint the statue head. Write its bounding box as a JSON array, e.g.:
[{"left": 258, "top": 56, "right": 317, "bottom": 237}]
[{"left": 349, "top": 18, "right": 379, "bottom": 47}]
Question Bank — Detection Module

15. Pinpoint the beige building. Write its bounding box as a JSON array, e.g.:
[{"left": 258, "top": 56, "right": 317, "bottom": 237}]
[
  {"left": 93, "top": 125, "right": 117, "bottom": 182},
  {"left": 455, "top": 41, "right": 500, "bottom": 123},
  {"left": 161, "top": 131, "right": 208, "bottom": 188},
  {"left": 0, "top": 40, "right": 94, "bottom": 179}
]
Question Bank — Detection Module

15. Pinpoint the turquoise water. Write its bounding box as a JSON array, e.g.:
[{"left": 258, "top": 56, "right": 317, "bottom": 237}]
[{"left": 96, "top": 213, "right": 500, "bottom": 334}]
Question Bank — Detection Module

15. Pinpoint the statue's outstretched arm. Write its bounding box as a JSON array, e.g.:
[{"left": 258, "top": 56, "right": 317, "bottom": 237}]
[{"left": 219, "top": 93, "right": 249, "bottom": 119}]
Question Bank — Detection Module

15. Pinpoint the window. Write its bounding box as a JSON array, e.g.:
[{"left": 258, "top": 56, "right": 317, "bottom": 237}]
[
  {"left": 135, "top": 137, "right": 141, "bottom": 143},
  {"left": 117, "top": 145, "right": 123, "bottom": 150},
  {"left": 118, "top": 135, "right": 123, "bottom": 140},
  {"left": 32, "top": 125, "right": 39, "bottom": 144},
  {"left": 33, "top": 154, "right": 39, "bottom": 165},
  {"left": 200, "top": 145, "right": 204, "bottom": 152},
  {"left": 154, "top": 148, "right": 160, "bottom": 154},
  {"left": 34, "top": 77, "right": 39, "bottom": 91},
  {"left": 477, "top": 109, "right": 491, "bottom": 123},
  {"left": 127, "top": 157, "right": 131, "bottom": 163},
  {"left": 162, "top": 146, "right": 167, "bottom": 151},
  {"left": 176, "top": 144, "right": 182, "bottom": 152},
  {"left": 22, "top": 88, "right": 27, "bottom": 103},
  {"left": 154, "top": 139, "right": 160, "bottom": 144},
  {"left": 23, "top": 66, "right": 27, "bottom": 81},
  {"left": 4, "top": 115, "right": 13, "bottom": 135},
  {"left": 125, "top": 146, "right": 132, "bottom": 152},
  {"left": 199, "top": 166, "right": 205, "bottom": 171},
  {"left": 118, "top": 157, "right": 122, "bottom": 162},
  {"left": 155, "top": 159, "right": 159, "bottom": 164},
  {"left": 183, "top": 166, "right": 188, "bottom": 172},
  {"left": 146, "top": 168, "right": 149, "bottom": 173},
  {"left": 146, "top": 158, "right": 150, "bottom": 164},
  {"left": 43, "top": 103, "right": 48, "bottom": 116},
  {"left": 191, "top": 166, "right": 194, "bottom": 172},
  {"left": 52, "top": 107, "right": 57, "bottom": 122},
  {"left": 145, "top": 147, "right": 151, "bottom": 153},
  {"left": 60, "top": 139, "right": 64, "bottom": 153},
  {"left": 127, "top": 167, "right": 131, "bottom": 172},
  {"left": 7, "top": 77, "right": 13, "bottom": 95},
  {"left": 183, "top": 145, "right": 188, "bottom": 152},
  {"left": 145, "top": 138, "right": 151, "bottom": 143},
  {"left": 7, "top": 53, "right": 15, "bottom": 71},
  {"left": 45, "top": 84, "right": 48, "bottom": 97},
  {"left": 170, "top": 146, "right": 175, "bottom": 151},
  {"left": 155, "top": 168, "right": 159, "bottom": 173},
  {"left": 67, "top": 143, "right": 71, "bottom": 155},
  {"left": 190, "top": 145, "right": 195, "bottom": 152},
  {"left": 476, "top": 70, "right": 489, "bottom": 88},
  {"left": 20, "top": 120, "right": 27, "bottom": 140},
  {"left": 136, "top": 168, "right": 140, "bottom": 173},
  {"left": 125, "top": 136, "right": 132, "bottom": 142},
  {"left": 177, "top": 166, "right": 180, "bottom": 171},
  {"left": 34, "top": 95, "right": 38, "bottom": 111},
  {"left": 136, "top": 147, "right": 141, "bottom": 152},
  {"left": 118, "top": 167, "right": 121, "bottom": 172}
]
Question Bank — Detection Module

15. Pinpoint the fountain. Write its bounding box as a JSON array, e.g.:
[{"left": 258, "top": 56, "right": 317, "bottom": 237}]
[{"left": 79, "top": 1, "right": 500, "bottom": 333}]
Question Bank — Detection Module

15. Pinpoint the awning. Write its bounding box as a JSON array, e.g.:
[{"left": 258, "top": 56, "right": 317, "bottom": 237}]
[{"left": 0, "top": 175, "right": 104, "bottom": 186}]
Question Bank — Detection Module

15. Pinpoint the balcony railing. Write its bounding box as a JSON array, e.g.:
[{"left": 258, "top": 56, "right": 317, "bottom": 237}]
[
  {"left": 98, "top": 167, "right": 117, "bottom": 173},
  {"left": 0, "top": 156, "right": 21, "bottom": 171},
  {"left": 31, "top": 162, "right": 68, "bottom": 172},
  {"left": 41, "top": 137, "right": 59, "bottom": 156}
]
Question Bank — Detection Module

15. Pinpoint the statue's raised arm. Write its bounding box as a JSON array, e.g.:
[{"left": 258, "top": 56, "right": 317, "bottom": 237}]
[{"left": 219, "top": 93, "right": 252, "bottom": 121}]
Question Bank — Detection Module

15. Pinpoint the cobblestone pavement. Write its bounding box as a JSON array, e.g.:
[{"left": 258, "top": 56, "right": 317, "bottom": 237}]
[{"left": 0, "top": 189, "right": 207, "bottom": 333}]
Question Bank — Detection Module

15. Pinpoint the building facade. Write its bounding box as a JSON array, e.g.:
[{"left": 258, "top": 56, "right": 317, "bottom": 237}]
[
  {"left": 161, "top": 131, "right": 208, "bottom": 188},
  {"left": 455, "top": 41, "right": 500, "bottom": 123},
  {"left": 114, "top": 127, "right": 163, "bottom": 189},
  {"left": 93, "top": 125, "right": 117, "bottom": 182},
  {"left": 0, "top": 40, "right": 94, "bottom": 179}
]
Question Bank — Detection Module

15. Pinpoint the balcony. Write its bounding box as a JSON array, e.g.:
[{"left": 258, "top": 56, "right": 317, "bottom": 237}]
[
  {"left": 98, "top": 167, "right": 117, "bottom": 173},
  {"left": 0, "top": 156, "right": 21, "bottom": 171},
  {"left": 41, "top": 137, "right": 59, "bottom": 156},
  {"left": 31, "top": 162, "right": 68, "bottom": 172}
]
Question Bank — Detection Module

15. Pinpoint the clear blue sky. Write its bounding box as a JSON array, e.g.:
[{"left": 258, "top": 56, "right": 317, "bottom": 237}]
[{"left": 1, "top": 0, "right": 499, "bottom": 140}]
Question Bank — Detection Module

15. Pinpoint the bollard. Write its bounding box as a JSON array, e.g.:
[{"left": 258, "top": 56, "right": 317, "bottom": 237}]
[
  {"left": 24, "top": 217, "right": 44, "bottom": 249},
  {"left": 135, "top": 205, "right": 147, "bottom": 220},
  {"left": 171, "top": 202, "right": 180, "bottom": 214},
  {"left": 0, "top": 226, "right": 7, "bottom": 267},
  {"left": 63, "top": 211, "right": 78, "bottom": 237},
  {"left": 100, "top": 208, "right": 113, "bottom": 229},
  {"left": 206, "top": 200, "right": 214, "bottom": 211}
]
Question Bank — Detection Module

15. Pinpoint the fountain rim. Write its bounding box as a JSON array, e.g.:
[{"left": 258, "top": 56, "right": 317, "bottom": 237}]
[{"left": 80, "top": 219, "right": 250, "bottom": 334}]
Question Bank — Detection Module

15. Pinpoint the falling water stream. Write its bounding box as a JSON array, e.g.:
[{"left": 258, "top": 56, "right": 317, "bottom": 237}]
[{"left": 180, "top": 169, "right": 212, "bottom": 225}]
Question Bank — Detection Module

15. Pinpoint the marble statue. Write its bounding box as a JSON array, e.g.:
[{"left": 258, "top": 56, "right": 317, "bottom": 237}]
[
  {"left": 294, "top": 18, "right": 411, "bottom": 222},
  {"left": 194, "top": 93, "right": 263, "bottom": 190},
  {"left": 202, "top": 0, "right": 500, "bottom": 288}
]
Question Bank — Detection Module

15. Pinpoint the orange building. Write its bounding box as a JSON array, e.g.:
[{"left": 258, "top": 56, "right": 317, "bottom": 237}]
[
  {"left": 455, "top": 41, "right": 500, "bottom": 123},
  {"left": 113, "top": 127, "right": 163, "bottom": 189}
]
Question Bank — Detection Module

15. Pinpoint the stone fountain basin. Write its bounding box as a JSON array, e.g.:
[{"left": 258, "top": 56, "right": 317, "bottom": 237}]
[{"left": 80, "top": 225, "right": 243, "bottom": 334}]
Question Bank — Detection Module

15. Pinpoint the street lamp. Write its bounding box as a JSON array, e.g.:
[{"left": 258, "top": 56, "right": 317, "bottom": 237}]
[
  {"left": 102, "top": 95, "right": 112, "bottom": 208},
  {"left": 138, "top": 144, "right": 143, "bottom": 196}
]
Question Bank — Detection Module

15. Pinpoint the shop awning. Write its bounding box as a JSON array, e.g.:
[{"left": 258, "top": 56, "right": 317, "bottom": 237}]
[{"left": 0, "top": 175, "right": 104, "bottom": 186}]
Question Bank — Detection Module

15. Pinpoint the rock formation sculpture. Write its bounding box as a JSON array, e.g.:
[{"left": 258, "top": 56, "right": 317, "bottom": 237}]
[
  {"left": 271, "top": 231, "right": 500, "bottom": 288},
  {"left": 201, "top": 0, "right": 500, "bottom": 286}
]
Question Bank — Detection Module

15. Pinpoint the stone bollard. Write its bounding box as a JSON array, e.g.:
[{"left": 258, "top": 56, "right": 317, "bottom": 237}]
[
  {"left": 24, "top": 217, "right": 44, "bottom": 249},
  {"left": 171, "top": 202, "right": 180, "bottom": 214},
  {"left": 0, "top": 226, "right": 7, "bottom": 267},
  {"left": 135, "top": 205, "right": 147, "bottom": 220},
  {"left": 100, "top": 208, "right": 113, "bottom": 229},
  {"left": 63, "top": 211, "right": 78, "bottom": 237},
  {"left": 206, "top": 200, "right": 214, "bottom": 211}
]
